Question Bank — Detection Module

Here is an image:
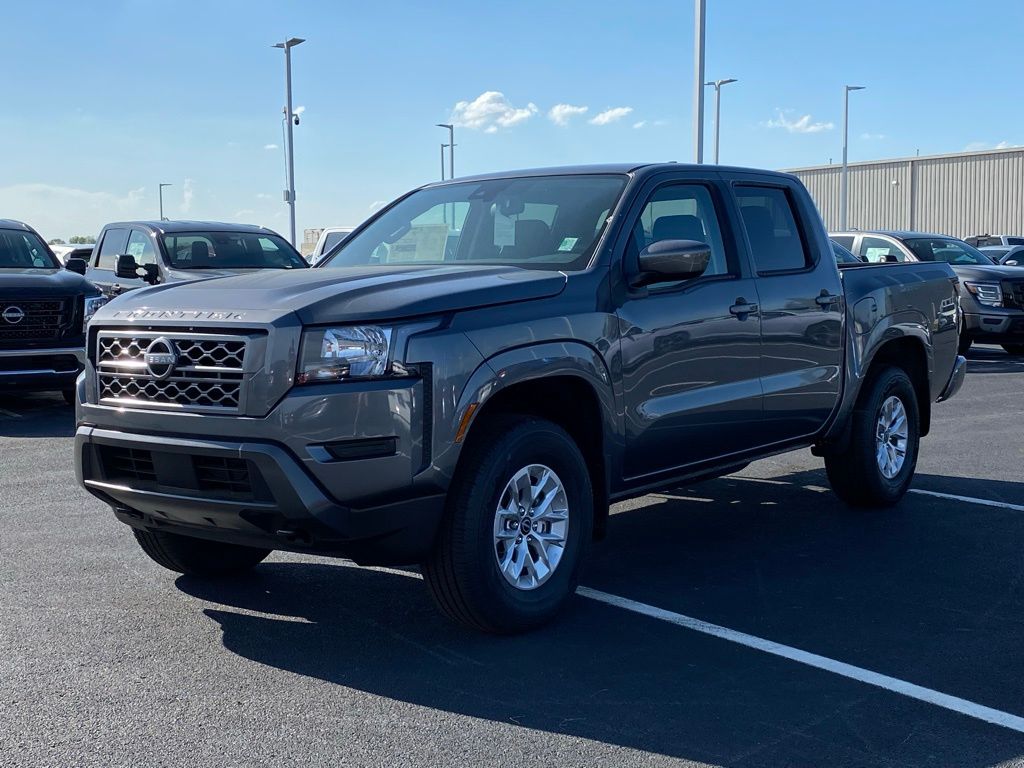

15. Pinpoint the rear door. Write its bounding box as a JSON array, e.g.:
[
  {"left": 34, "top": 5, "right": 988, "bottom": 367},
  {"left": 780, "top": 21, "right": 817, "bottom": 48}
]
[
  {"left": 85, "top": 227, "right": 129, "bottom": 298},
  {"left": 728, "top": 177, "right": 845, "bottom": 443},
  {"left": 615, "top": 171, "right": 764, "bottom": 479}
]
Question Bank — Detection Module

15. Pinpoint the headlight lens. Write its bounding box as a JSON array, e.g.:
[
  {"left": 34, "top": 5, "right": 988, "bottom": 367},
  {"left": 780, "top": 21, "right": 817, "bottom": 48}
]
[
  {"left": 297, "top": 326, "right": 396, "bottom": 384},
  {"left": 83, "top": 295, "right": 108, "bottom": 327},
  {"left": 964, "top": 281, "right": 1002, "bottom": 307}
]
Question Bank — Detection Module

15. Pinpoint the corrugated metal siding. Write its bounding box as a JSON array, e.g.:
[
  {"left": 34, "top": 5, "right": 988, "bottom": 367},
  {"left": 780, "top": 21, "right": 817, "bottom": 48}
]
[{"left": 789, "top": 148, "right": 1024, "bottom": 237}]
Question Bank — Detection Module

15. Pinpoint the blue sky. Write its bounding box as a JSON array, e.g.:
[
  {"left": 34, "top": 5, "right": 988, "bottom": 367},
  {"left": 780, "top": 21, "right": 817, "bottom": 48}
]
[{"left": 2, "top": 0, "right": 1022, "bottom": 241}]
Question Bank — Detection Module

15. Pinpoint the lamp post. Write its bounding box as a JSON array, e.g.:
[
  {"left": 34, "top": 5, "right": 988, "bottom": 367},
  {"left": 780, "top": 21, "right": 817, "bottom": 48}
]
[
  {"left": 693, "top": 0, "right": 706, "bottom": 163},
  {"left": 840, "top": 84, "right": 865, "bottom": 230},
  {"left": 436, "top": 123, "right": 454, "bottom": 178},
  {"left": 272, "top": 36, "right": 305, "bottom": 247},
  {"left": 704, "top": 78, "right": 737, "bottom": 164},
  {"left": 440, "top": 144, "right": 447, "bottom": 181},
  {"left": 158, "top": 183, "right": 172, "bottom": 221}
]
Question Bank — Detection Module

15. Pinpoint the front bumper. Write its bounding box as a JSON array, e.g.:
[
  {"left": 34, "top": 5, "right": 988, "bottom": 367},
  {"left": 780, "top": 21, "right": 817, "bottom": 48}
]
[
  {"left": 76, "top": 426, "right": 445, "bottom": 565},
  {"left": 0, "top": 346, "right": 85, "bottom": 391},
  {"left": 937, "top": 354, "right": 967, "bottom": 402},
  {"left": 962, "top": 310, "right": 1024, "bottom": 343}
]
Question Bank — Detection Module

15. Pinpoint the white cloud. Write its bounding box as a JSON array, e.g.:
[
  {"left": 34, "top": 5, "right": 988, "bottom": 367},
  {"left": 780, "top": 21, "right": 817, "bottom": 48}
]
[
  {"left": 256, "top": 193, "right": 273, "bottom": 200},
  {"left": 368, "top": 200, "right": 387, "bottom": 212},
  {"left": 764, "top": 110, "right": 834, "bottom": 134},
  {"left": 964, "top": 140, "right": 1015, "bottom": 151},
  {"left": 294, "top": 106, "right": 306, "bottom": 116},
  {"left": 548, "top": 104, "right": 588, "bottom": 126},
  {"left": 0, "top": 183, "right": 150, "bottom": 241},
  {"left": 632, "top": 120, "right": 647, "bottom": 129},
  {"left": 264, "top": 143, "right": 279, "bottom": 150},
  {"left": 451, "top": 91, "right": 538, "bottom": 133},
  {"left": 589, "top": 107, "right": 634, "bottom": 126},
  {"left": 181, "top": 178, "right": 194, "bottom": 214},
  {"left": 860, "top": 132, "right": 886, "bottom": 140},
  {"left": 234, "top": 209, "right": 255, "bottom": 219}
]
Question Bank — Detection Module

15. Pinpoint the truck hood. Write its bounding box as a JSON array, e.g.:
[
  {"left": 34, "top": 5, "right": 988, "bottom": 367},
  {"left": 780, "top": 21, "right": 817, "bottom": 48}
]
[
  {"left": 0, "top": 267, "right": 100, "bottom": 296},
  {"left": 98, "top": 264, "right": 567, "bottom": 324},
  {"left": 949, "top": 263, "right": 1024, "bottom": 281}
]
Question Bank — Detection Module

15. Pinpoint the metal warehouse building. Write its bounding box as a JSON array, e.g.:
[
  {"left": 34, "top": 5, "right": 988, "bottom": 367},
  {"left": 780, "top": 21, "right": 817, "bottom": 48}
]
[{"left": 786, "top": 146, "right": 1024, "bottom": 239}]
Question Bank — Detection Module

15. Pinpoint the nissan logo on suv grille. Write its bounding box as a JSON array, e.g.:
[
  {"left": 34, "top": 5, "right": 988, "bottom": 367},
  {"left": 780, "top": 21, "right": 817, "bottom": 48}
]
[
  {"left": 144, "top": 337, "right": 179, "bottom": 380},
  {"left": 2, "top": 306, "right": 25, "bottom": 324}
]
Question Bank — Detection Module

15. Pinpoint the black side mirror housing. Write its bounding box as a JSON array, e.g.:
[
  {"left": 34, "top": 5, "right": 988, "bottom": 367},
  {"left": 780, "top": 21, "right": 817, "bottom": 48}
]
[
  {"left": 635, "top": 239, "right": 712, "bottom": 286},
  {"left": 883, "top": 253, "right": 899, "bottom": 263},
  {"left": 65, "top": 257, "right": 87, "bottom": 275},
  {"left": 115, "top": 254, "right": 140, "bottom": 279}
]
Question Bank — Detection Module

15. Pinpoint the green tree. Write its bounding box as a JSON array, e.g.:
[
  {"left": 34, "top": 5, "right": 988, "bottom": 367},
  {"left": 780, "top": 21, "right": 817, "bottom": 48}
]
[
  {"left": 48, "top": 238, "right": 66, "bottom": 245},
  {"left": 69, "top": 235, "right": 95, "bottom": 244}
]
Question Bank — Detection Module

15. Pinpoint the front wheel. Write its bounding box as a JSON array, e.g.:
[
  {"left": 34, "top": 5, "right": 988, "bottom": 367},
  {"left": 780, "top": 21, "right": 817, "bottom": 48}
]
[
  {"left": 132, "top": 529, "right": 271, "bottom": 576},
  {"left": 1002, "top": 344, "right": 1024, "bottom": 356},
  {"left": 422, "top": 415, "right": 593, "bottom": 633},
  {"left": 825, "top": 366, "right": 920, "bottom": 508}
]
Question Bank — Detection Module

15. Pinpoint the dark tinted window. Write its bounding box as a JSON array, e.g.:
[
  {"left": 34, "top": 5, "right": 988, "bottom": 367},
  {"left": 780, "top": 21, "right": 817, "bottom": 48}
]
[
  {"left": 831, "top": 235, "right": 854, "bottom": 249},
  {"left": 831, "top": 240, "right": 861, "bottom": 264},
  {"left": 95, "top": 228, "right": 129, "bottom": 269},
  {"left": 904, "top": 238, "right": 992, "bottom": 265},
  {"left": 735, "top": 186, "right": 810, "bottom": 273},
  {"left": 322, "top": 231, "right": 351, "bottom": 252},
  {"left": 160, "top": 231, "right": 306, "bottom": 269},
  {"left": 0, "top": 229, "right": 59, "bottom": 269},
  {"left": 1007, "top": 237, "right": 1024, "bottom": 246}
]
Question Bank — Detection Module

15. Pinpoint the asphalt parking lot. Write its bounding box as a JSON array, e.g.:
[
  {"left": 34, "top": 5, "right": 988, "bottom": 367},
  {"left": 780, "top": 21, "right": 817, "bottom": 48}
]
[{"left": 3, "top": 346, "right": 1024, "bottom": 767}]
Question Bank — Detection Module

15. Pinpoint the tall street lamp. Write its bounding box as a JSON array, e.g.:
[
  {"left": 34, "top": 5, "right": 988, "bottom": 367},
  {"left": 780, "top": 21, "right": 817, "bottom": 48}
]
[
  {"left": 840, "top": 84, "right": 865, "bottom": 230},
  {"left": 273, "top": 36, "right": 305, "bottom": 247},
  {"left": 704, "top": 78, "right": 737, "bottom": 164},
  {"left": 436, "top": 123, "right": 454, "bottom": 179},
  {"left": 440, "top": 144, "right": 448, "bottom": 181},
  {"left": 692, "top": 0, "right": 706, "bottom": 163},
  {"left": 158, "top": 183, "right": 172, "bottom": 221}
]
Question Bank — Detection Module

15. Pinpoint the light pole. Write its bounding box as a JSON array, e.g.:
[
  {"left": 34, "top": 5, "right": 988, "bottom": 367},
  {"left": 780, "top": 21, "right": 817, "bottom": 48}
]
[
  {"left": 158, "top": 183, "right": 172, "bottom": 221},
  {"left": 440, "top": 144, "right": 447, "bottom": 181},
  {"left": 693, "top": 0, "right": 706, "bottom": 163},
  {"left": 273, "top": 36, "right": 305, "bottom": 247},
  {"left": 840, "top": 84, "right": 865, "bottom": 230},
  {"left": 704, "top": 78, "right": 737, "bottom": 164},
  {"left": 436, "top": 123, "right": 454, "bottom": 178}
]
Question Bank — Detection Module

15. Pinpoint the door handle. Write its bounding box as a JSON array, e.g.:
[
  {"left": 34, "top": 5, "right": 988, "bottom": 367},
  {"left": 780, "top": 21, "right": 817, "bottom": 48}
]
[
  {"left": 729, "top": 300, "right": 759, "bottom": 317},
  {"left": 815, "top": 292, "right": 841, "bottom": 308}
]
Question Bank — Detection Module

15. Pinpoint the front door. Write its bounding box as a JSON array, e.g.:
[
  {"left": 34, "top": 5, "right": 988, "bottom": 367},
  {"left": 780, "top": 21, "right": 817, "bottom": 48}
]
[
  {"left": 85, "top": 227, "right": 130, "bottom": 298},
  {"left": 616, "top": 177, "right": 763, "bottom": 480}
]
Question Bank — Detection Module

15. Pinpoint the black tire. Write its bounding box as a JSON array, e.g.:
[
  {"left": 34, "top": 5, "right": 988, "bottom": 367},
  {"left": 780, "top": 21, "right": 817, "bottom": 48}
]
[
  {"left": 957, "top": 334, "right": 973, "bottom": 356},
  {"left": 422, "top": 415, "right": 593, "bottom": 634},
  {"left": 1002, "top": 344, "right": 1024, "bottom": 356},
  {"left": 62, "top": 388, "right": 75, "bottom": 406},
  {"left": 132, "top": 528, "right": 271, "bottom": 576},
  {"left": 825, "top": 366, "right": 920, "bottom": 508}
]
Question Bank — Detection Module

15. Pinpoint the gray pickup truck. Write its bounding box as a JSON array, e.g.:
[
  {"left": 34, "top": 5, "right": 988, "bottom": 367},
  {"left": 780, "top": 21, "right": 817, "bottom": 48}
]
[{"left": 76, "top": 164, "right": 965, "bottom": 633}]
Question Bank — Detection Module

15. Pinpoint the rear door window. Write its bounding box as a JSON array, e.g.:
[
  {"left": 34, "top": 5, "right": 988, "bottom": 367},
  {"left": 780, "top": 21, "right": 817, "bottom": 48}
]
[
  {"left": 859, "top": 236, "right": 906, "bottom": 263},
  {"left": 735, "top": 186, "right": 811, "bottom": 273},
  {"left": 125, "top": 230, "right": 158, "bottom": 266}
]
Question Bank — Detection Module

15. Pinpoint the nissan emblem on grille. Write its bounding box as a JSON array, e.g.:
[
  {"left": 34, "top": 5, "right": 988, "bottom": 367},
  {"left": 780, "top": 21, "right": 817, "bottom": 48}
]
[
  {"left": 144, "top": 337, "right": 178, "bottom": 380},
  {"left": 2, "top": 306, "right": 25, "bottom": 324}
]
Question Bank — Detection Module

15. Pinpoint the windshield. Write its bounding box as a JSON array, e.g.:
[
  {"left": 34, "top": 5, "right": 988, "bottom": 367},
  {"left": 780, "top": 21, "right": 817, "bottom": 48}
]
[
  {"left": 321, "top": 174, "right": 628, "bottom": 272},
  {"left": 0, "top": 228, "right": 60, "bottom": 269},
  {"left": 160, "top": 231, "right": 306, "bottom": 270},
  {"left": 903, "top": 238, "right": 994, "bottom": 265},
  {"left": 322, "top": 230, "right": 351, "bottom": 252}
]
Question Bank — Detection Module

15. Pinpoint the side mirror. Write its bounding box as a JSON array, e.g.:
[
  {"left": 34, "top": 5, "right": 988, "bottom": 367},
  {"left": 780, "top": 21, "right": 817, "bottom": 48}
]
[
  {"left": 116, "top": 253, "right": 140, "bottom": 279},
  {"left": 635, "top": 239, "right": 711, "bottom": 286},
  {"left": 141, "top": 263, "right": 160, "bottom": 284},
  {"left": 65, "top": 257, "right": 87, "bottom": 275},
  {"left": 883, "top": 253, "right": 899, "bottom": 263}
]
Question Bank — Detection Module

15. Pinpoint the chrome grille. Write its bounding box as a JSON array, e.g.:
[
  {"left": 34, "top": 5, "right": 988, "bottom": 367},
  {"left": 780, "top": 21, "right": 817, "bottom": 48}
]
[{"left": 96, "top": 331, "right": 249, "bottom": 412}]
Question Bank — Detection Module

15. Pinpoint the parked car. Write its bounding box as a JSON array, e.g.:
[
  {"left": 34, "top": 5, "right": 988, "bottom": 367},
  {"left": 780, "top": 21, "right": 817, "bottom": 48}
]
[
  {"left": 77, "top": 164, "right": 965, "bottom": 633},
  {"left": 831, "top": 239, "right": 863, "bottom": 264},
  {"left": 979, "top": 244, "right": 1024, "bottom": 266},
  {"left": 83, "top": 221, "right": 307, "bottom": 297},
  {"left": 50, "top": 243, "right": 96, "bottom": 265},
  {"left": 309, "top": 227, "right": 355, "bottom": 264},
  {"left": 830, "top": 229, "right": 1024, "bottom": 355},
  {"left": 0, "top": 220, "right": 105, "bottom": 402},
  {"left": 965, "top": 234, "right": 1024, "bottom": 248}
]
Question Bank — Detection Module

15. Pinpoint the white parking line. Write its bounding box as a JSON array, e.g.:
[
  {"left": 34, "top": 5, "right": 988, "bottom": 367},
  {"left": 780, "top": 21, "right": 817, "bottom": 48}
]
[
  {"left": 908, "top": 488, "right": 1024, "bottom": 513},
  {"left": 577, "top": 586, "right": 1024, "bottom": 734}
]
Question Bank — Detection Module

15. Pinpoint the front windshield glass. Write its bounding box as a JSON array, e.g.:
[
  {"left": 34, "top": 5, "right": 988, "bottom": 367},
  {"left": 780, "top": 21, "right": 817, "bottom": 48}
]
[
  {"left": 321, "top": 174, "right": 628, "bottom": 272},
  {"left": 0, "top": 228, "right": 59, "bottom": 269},
  {"left": 904, "top": 237, "right": 994, "bottom": 265},
  {"left": 160, "top": 231, "right": 306, "bottom": 270}
]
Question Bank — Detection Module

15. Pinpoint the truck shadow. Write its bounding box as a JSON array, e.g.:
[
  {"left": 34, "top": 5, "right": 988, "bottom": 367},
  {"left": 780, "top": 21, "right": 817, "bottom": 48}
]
[
  {"left": 0, "top": 392, "right": 74, "bottom": 437},
  {"left": 178, "top": 469, "right": 1024, "bottom": 765},
  {"left": 965, "top": 345, "right": 1024, "bottom": 375}
]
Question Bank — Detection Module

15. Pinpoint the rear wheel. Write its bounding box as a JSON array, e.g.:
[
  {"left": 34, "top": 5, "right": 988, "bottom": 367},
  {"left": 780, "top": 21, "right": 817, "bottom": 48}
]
[
  {"left": 132, "top": 529, "right": 271, "bottom": 576},
  {"left": 825, "top": 366, "right": 920, "bottom": 508},
  {"left": 422, "top": 415, "right": 593, "bottom": 633},
  {"left": 1002, "top": 344, "right": 1024, "bottom": 356}
]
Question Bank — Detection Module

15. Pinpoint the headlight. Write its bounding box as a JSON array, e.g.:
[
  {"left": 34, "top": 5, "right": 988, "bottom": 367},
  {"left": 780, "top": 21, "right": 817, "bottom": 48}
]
[
  {"left": 297, "top": 325, "right": 403, "bottom": 384},
  {"left": 964, "top": 281, "right": 1002, "bottom": 307},
  {"left": 83, "top": 295, "right": 109, "bottom": 327}
]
